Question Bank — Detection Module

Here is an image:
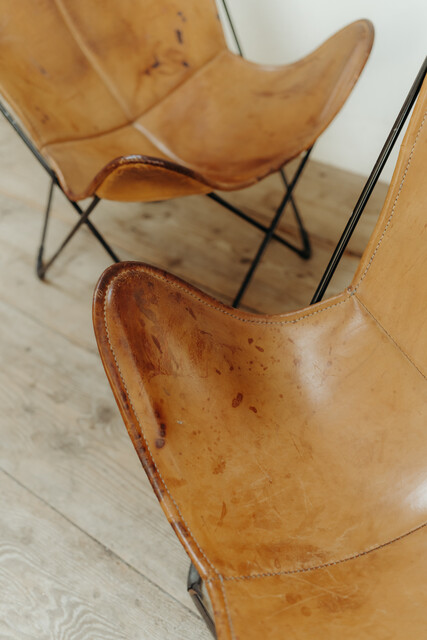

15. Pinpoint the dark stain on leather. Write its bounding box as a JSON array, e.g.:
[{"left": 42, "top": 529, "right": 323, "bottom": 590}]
[
  {"left": 248, "top": 338, "right": 254, "bottom": 344},
  {"left": 319, "top": 589, "right": 361, "bottom": 614},
  {"left": 286, "top": 593, "right": 302, "bottom": 605},
  {"left": 154, "top": 407, "right": 167, "bottom": 448},
  {"left": 151, "top": 334, "right": 163, "bottom": 353},
  {"left": 140, "top": 305, "right": 157, "bottom": 323},
  {"left": 249, "top": 406, "right": 257, "bottom": 413},
  {"left": 168, "top": 477, "right": 187, "bottom": 489},
  {"left": 256, "top": 345, "right": 264, "bottom": 352},
  {"left": 215, "top": 369, "right": 222, "bottom": 375},
  {"left": 176, "top": 29, "right": 183, "bottom": 44},
  {"left": 177, "top": 11, "right": 187, "bottom": 22},
  {"left": 232, "top": 392, "right": 243, "bottom": 408},
  {"left": 134, "top": 290, "right": 158, "bottom": 319},
  {"left": 141, "top": 56, "right": 161, "bottom": 76},
  {"left": 218, "top": 501, "right": 227, "bottom": 525},
  {"left": 186, "top": 306, "right": 196, "bottom": 320},
  {"left": 213, "top": 457, "right": 226, "bottom": 475}
]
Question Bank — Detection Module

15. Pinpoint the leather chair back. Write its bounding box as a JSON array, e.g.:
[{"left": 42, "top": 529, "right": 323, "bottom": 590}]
[
  {"left": 352, "top": 89, "right": 427, "bottom": 375},
  {"left": 0, "top": 0, "right": 226, "bottom": 146}
]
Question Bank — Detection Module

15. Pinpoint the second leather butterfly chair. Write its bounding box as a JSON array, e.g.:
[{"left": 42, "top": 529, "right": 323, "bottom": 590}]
[
  {"left": 93, "top": 60, "right": 427, "bottom": 639},
  {"left": 0, "top": 0, "right": 373, "bottom": 305}
]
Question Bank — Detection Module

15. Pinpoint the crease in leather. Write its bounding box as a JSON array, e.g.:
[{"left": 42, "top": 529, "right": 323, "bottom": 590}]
[
  {"left": 132, "top": 120, "right": 189, "bottom": 167},
  {"left": 40, "top": 50, "right": 226, "bottom": 152},
  {"left": 355, "top": 294, "right": 426, "bottom": 381},
  {"left": 102, "top": 269, "right": 427, "bottom": 582},
  {"left": 44, "top": 1, "right": 225, "bottom": 149},
  {"left": 52, "top": 0, "right": 133, "bottom": 120},
  {"left": 40, "top": 119, "right": 137, "bottom": 152}
]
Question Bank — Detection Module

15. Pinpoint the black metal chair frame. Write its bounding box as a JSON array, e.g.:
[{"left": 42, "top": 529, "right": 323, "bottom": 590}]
[
  {"left": 0, "top": 0, "right": 312, "bottom": 308},
  {"left": 187, "top": 54, "right": 427, "bottom": 637}
]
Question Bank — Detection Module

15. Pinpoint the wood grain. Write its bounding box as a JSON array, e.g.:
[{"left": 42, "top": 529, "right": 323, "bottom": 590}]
[{"left": 0, "top": 470, "right": 208, "bottom": 639}]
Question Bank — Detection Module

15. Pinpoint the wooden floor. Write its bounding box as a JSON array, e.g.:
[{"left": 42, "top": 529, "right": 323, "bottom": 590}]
[{"left": 0, "top": 115, "right": 389, "bottom": 639}]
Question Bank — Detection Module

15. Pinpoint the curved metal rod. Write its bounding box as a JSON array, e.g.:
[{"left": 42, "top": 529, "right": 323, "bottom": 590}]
[
  {"left": 311, "top": 56, "right": 427, "bottom": 305},
  {"left": 220, "top": 0, "right": 243, "bottom": 56},
  {"left": 187, "top": 563, "right": 217, "bottom": 638}
]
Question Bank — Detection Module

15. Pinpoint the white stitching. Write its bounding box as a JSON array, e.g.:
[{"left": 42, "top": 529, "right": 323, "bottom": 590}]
[
  {"left": 353, "top": 111, "right": 427, "bottom": 291},
  {"left": 210, "top": 520, "right": 427, "bottom": 583},
  {"left": 103, "top": 282, "right": 219, "bottom": 578},
  {"left": 106, "top": 266, "right": 353, "bottom": 325}
]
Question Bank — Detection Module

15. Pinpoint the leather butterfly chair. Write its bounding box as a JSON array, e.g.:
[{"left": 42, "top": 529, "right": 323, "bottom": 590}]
[
  {"left": 93, "top": 60, "right": 427, "bottom": 639},
  {"left": 0, "top": 0, "right": 373, "bottom": 304}
]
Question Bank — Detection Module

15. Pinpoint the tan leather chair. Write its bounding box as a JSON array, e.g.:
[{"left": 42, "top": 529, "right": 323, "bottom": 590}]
[
  {"left": 93, "top": 63, "right": 427, "bottom": 638},
  {"left": 0, "top": 0, "right": 373, "bottom": 301}
]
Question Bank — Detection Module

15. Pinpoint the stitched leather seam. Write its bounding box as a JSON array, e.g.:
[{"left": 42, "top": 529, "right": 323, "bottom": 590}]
[
  {"left": 107, "top": 266, "right": 352, "bottom": 325},
  {"left": 102, "top": 282, "right": 219, "bottom": 579},
  {"left": 206, "top": 520, "right": 427, "bottom": 583},
  {"left": 353, "top": 110, "right": 427, "bottom": 291},
  {"left": 356, "top": 295, "right": 426, "bottom": 380}
]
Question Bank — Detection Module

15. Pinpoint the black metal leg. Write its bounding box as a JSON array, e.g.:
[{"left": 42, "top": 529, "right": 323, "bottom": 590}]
[
  {"left": 232, "top": 148, "right": 313, "bottom": 307},
  {"left": 220, "top": 0, "right": 243, "bottom": 56},
  {"left": 280, "top": 167, "right": 311, "bottom": 259},
  {"left": 187, "top": 564, "right": 216, "bottom": 638},
  {"left": 36, "top": 178, "right": 56, "bottom": 278},
  {"left": 207, "top": 192, "right": 310, "bottom": 257},
  {"left": 0, "top": 99, "right": 121, "bottom": 275},
  {"left": 311, "top": 56, "right": 427, "bottom": 305},
  {"left": 207, "top": 149, "right": 314, "bottom": 308},
  {"left": 67, "top": 198, "right": 120, "bottom": 263},
  {"left": 36, "top": 179, "right": 120, "bottom": 279},
  {"left": 37, "top": 189, "right": 100, "bottom": 279}
]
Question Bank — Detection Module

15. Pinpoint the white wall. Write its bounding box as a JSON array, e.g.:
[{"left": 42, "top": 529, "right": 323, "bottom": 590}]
[{"left": 217, "top": 0, "right": 427, "bottom": 181}]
